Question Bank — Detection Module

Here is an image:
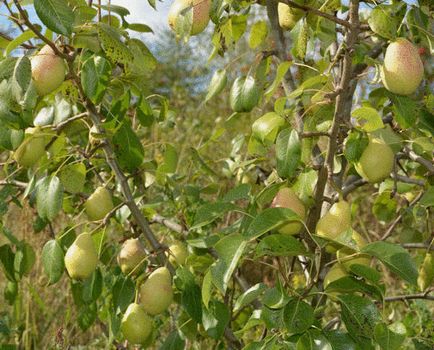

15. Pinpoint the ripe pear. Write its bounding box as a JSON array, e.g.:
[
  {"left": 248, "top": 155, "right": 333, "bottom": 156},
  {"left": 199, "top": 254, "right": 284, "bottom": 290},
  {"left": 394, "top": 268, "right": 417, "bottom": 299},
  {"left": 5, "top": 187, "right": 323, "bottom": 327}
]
[
  {"left": 168, "top": 0, "right": 211, "bottom": 36},
  {"left": 140, "top": 267, "right": 173, "bottom": 315},
  {"left": 121, "top": 303, "right": 153, "bottom": 345},
  {"left": 65, "top": 232, "right": 98, "bottom": 280},
  {"left": 278, "top": 2, "right": 304, "bottom": 31},
  {"left": 324, "top": 263, "right": 347, "bottom": 289},
  {"left": 316, "top": 200, "right": 351, "bottom": 240},
  {"left": 168, "top": 241, "right": 188, "bottom": 266},
  {"left": 355, "top": 138, "right": 394, "bottom": 183},
  {"left": 381, "top": 38, "right": 424, "bottom": 95},
  {"left": 31, "top": 44, "right": 66, "bottom": 96},
  {"left": 85, "top": 186, "right": 114, "bottom": 221},
  {"left": 117, "top": 238, "right": 147, "bottom": 275},
  {"left": 13, "top": 128, "right": 46, "bottom": 168},
  {"left": 271, "top": 187, "right": 306, "bottom": 235}
]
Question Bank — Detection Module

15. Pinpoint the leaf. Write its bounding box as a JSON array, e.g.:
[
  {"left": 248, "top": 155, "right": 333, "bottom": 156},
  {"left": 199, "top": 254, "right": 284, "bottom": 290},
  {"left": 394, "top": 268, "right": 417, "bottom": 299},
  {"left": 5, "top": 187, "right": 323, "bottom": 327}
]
[
  {"left": 14, "top": 242, "right": 36, "bottom": 278},
  {"left": 264, "top": 61, "right": 291, "bottom": 100},
  {"left": 276, "top": 129, "right": 301, "bottom": 179},
  {"left": 0, "top": 244, "right": 16, "bottom": 281},
  {"left": 34, "top": 0, "right": 73, "bottom": 36},
  {"left": 344, "top": 132, "right": 369, "bottom": 163},
  {"left": 352, "top": 107, "right": 384, "bottom": 132},
  {"left": 112, "top": 275, "right": 135, "bottom": 313},
  {"left": 5, "top": 31, "right": 37, "bottom": 56},
  {"left": 222, "top": 184, "right": 251, "bottom": 202},
  {"left": 160, "top": 331, "right": 185, "bottom": 350},
  {"left": 324, "top": 331, "right": 358, "bottom": 350},
  {"left": 293, "top": 20, "right": 309, "bottom": 60},
  {"left": 244, "top": 207, "right": 301, "bottom": 240},
  {"left": 368, "top": 5, "right": 398, "bottom": 39},
  {"left": 112, "top": 120, "right": 144, "bottom": 172},
  {"left": 127, "top": 23, "right": 153, "bottom": 33},
  {"left": 283, "top": 298, "right": 314, "bottom": 334},
  {"left": 255, "top": 234, "right": 308, "bottom": 258},
  {"left": 296, "top": 329, "right": 332, "bottom": 350},
  {"left": 339, "top": 294, "right": 381, "bottom": 340},
  {"left": 176, "top": 268, "right": 202, "bottom": 323},
  {"left": 234, "top": 283, "right": 266, "bottom": 312},
  {"left": 389, "top": 94, "right": 418, "bottom": 129},
  {"left": 59, "top": 163, "right": 86, "bottom": 194},
  {"left": 361, "top": 241, "right": 418, "bottom": 286},
  {"left": 202, "top": 270, "right": 212, "bottom": 309},
  {"left": 202, "top": 300, "right": 230, "bottom": 340},
  {"left": 210, "top": 233, "right": 246, "bottom": 294},
  {"left": 36, "top": 176, "right": 64, "bottom": 221},
  {"left": 192, "top": 202, "right": 237, "bottom": 229},
  {"left": 157, "top": 143, "right": 178, "bottom": 174},
  {"left": 205, "top": 69, "right": 228, "bottom": 102},
  {"left": 374, "top": 322, "right": 406, "bottom": 350},
  {"left": 41, "top": 240, "right": 64, "bottom": 284},
  {"left": 82, "top": 268, "right": 103, "bottom": 303},
  {"left": 249, "top": 21, "right": 268, "bottom": 49},
  {"left": 230, "top": 76, "right": 260, "bottom": 113}
]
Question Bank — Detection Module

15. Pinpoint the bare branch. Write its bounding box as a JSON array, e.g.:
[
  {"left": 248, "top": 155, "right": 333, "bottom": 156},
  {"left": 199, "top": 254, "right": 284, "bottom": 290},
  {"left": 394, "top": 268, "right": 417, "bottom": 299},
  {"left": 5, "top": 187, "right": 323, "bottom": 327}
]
[
  {"left": 403, "top": 147, "right": 434, "bottom": 175},
  {"left": 402, "top": 243, "right": 434, "bottom": 251},
  {"left": 150, "top": 214, "right": 187, "bottom": 236},
  {"left": 383, "top": 292, "right": 434, "bottom": 303}
]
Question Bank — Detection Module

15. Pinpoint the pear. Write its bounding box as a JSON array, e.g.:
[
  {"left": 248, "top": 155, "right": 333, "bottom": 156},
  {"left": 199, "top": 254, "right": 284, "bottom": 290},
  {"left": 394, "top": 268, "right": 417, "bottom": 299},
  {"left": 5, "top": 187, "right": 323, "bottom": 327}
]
[
  {"left": 117, "top": 238, "right": 147, "bottom": 275},
  {"left": 31, "top": 44, "right": 66, "bottom": 96},
  {"left": 168, "top": 241, "right": 188, "bottom": 266},
  {"left": 65, "top": 232, "right": 98, "bottom": 280},
  {"left": 278, "top": 2, "right": 304, "bottom": 31},
  {"left": 140, "top": 267, "right": 173, "bottom": 315},
  {"left": 13, "top": 128, "right": 46, "bottom": 168},
  {"left": 336, "top": 230, "right": 370, "bottom": 269},
  {"left": 168, "top": 0, "right": 211, "bottom": 36},
  {"left": 85, "top": 186, "right": 114, "bottom": 221},
  {"left": 381, "top": 38, "right": 424, "bottom": 95},
  {"left": 271, "top": 187, "right": 306, "bottom": 235},
  {"left": 324, "top": 263, "right": 348, "bottom": 289},
  {"left": 121, "top": 303, "right": 153, "bottom": 345},
  {"left": 316, "top": 200, "right": 351, "bottom": 240},
  {"left": 355, "top": 138, "right": 394, "bottom": 183}
]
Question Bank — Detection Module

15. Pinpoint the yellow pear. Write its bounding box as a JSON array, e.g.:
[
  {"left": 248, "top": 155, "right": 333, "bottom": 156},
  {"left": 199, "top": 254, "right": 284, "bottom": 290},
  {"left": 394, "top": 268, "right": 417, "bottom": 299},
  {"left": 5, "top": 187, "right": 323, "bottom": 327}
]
[
  {"left": 168, "top": 0, "right": 211, "bottom": 36},
  {"left": 13, "top": 128, "right": 46, "bottom": 168},
  {"left": 117, "top": 238, "right": 147, "bottom": 275},
  {"left": 278, "top": 2, "right": 304, "bottom": 30},
  {"left": 381, "top": 38, "right": 424, "bottom": 95},
  {"left": 85, "top": 186, "right": 114, "bottom": 221},
  {"left": 355, "top": 138, "right": 394, "bottom": 183},
  {"left": 316, "top": 200, "right": 351, "bottom": 240},
  {"left": 271, "top": 187, "right": 306, "bottom": 235},
  {"left": 121, "top": 303, "right": 153, "bottom": 345},
  {"left": 168, "top": 241, "right": 188, "bottom": 266},
  {"left": 31, "top": 44, "right": 66, "bottom": 96},
  {"left": 140, "top": 267, "right": 173, "bottom": 315},
  {"left": 65, "top": 232, "right": 98, "bottom": 280},
  {"left": 324, "top": 263, "right": 348, "bottom": 289}
]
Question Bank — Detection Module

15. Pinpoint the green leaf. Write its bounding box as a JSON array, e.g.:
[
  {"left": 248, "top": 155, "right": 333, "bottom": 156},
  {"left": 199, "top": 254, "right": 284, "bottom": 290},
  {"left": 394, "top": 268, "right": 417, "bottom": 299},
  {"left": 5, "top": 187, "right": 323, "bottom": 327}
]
[
  {"left": 368, "top": 5, "right": 398, "bottom": 39},
  {"left": 14, "top": 242, "right": 36, "bottom": 278},
  {"left": 0, "top": 244, "right": 16, "bottom": 281},
  {"left": 325, "top": 276, "right": 383, "bottom": 300},
  {"left": 230, "top": 76, "right": 260, "bottom": 113},
  {"left": 82, "top": 268, "right": 103, "bottom": 302},
  {"left": 244, "top": 207, "right": 301, "bottom": 240},
  {"left": 176, "top": 268, "right": 203, "bottom": 323},
  {"left": 157, "top": 143, "right": 178, "bottom": 174},
  {"left": 112, "top": 120, "right": 144, "bottom": 172},
  {"left": 389, "top": 94, "right": 418, "bottom": 129},
  {"left": 222, "top": 184, "right": 251, "bottom": 202},
  {"left": 344, "top": 132, "right": 368, "bottom": 163},
  {"left": 339, "top": 294, "right": 381, "bottom": 340},
  {"left": 41, "top": 240, "right": 64, "bottom": 284},
  {"left": 255, "top": 234, "right": 308, "bottom": 258},
  {"left": 293, "top": 20, "right": 309, "bottom": 60},
  {"left": 251, "top": 112, "right": 286, "bottom": 145},
  {"left": 202, "top": 300, "right": 230, "bottom": 340},
  {"left": 361, "top": 241, "right": 418, "bottom": 286},
  {"left": 372, "top": 191, "right": 397, "bottom": 222},
  {"left": 192, "top": 202, "right": 237, "bottom": 229},
  {"left": 160, "top": 331, "right": 185, "bottom": 350},
  {"left": 283, "top": 298, "right": 314, "bottom": 334},
  {"left": 249, "top": 21, "right": 268, "bottom": 49},
  {"left": 205, "top": 69, "right": 227, "bottom": 102},
  {"left": 296, "top": 329, "right": 332, "bottom": 350},
  {"left": 34, "top": 0, "right": 74, "bottom": 36},
  {"left": 352, "top": 107, "right": 384, "bottom": 132},
  {"left": 112, "top": 275, "right": 135, "bottom": 313},
  {"left": 276, "top": 129, "right": 301, "bottom": 179},
  {"left": 5, "top": 31, "right": 37, "bottom": 56},
  {"left": 374, "top": 322, "right": 406, "bottom": 350},
  {"left": 36, "top": 176, "right": 64, "bottom": 221},
  {"left": 210, "top": 233, "right": 246, "bottom": 294},
  {"left": 264, "top": 61, "right": 291, "bottom": 100},
  {"left": 127, "top": 23, "right": 153, "bottom": 33},
  {"left": 59, "top": 163, "right": 86, "bottom": 194},
  {"left": 202, "top": 270, "right": 212, "bottom": 309},
  {"left": 419, "top": 186, "right": 434, "bottom": 207},
  {"left": 324, "top": 331, "right": 358, "bottom": 350},
  {"left": 234, "top": 283, "right": 266, "bottom": 312}
]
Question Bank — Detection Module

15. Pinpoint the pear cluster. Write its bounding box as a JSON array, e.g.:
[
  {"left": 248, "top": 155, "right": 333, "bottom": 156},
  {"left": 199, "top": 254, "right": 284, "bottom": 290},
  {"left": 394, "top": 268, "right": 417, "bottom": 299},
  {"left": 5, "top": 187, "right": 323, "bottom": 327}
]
[{"left": 168, "top": 0, "right": 211, "bottom": 36}]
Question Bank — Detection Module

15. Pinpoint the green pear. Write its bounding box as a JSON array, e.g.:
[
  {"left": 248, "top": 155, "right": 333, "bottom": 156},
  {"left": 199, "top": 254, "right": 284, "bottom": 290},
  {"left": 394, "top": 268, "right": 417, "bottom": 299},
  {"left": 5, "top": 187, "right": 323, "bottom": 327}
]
[
  {"left": 117, "top": 238, "right": 147, "bottom": 275},
  {"left": 381, "top": 38, "right": 424, "bottom": 95},
  {"left": 13, "top": 128, "right": 46, "bottom": 168},
  {"left": 140, "top": 267, "right": 173, "bottom": 315},
  {"left": 85, "top": 186, "right": 114, "bottom": 221},
  {"left": 324, "top": 263, "right": 348, "bottom": 289},
  {"left": 278, "top": 2, "right": 304, "bottom": 31},
  {"left": 31, "top": 44, "right": 66, "bottom": 96},
  {"left": 316, "top": 200, "right": 351, "bottom": 240},
  {"left": 121, "top": 303, "right": 153, "bottom": 345},
  {"left": 65, "top": 232, "right": 98, "bottom": 280},
  {"left": 168, "top": 241, "right": 188, "bottom": 266},
  {"left": 168, "top": 0, "right": 211, "bottom": 36},
  {"left": 355, "top": 138, "right": 394, "bottom": 183},
  {"left": 271, "top": 187, "right": 306, "bottom": 235}
]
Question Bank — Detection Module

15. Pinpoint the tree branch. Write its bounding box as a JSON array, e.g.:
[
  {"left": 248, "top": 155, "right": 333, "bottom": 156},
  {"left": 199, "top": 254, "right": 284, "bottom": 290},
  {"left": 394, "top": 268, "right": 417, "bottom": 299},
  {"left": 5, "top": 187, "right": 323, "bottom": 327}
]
[
  {"left": 403, "top": 147, "right": 434, "bottom": 175},
  {"left": 383, "top": 292, "right": 434, "bottom": 303}
]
